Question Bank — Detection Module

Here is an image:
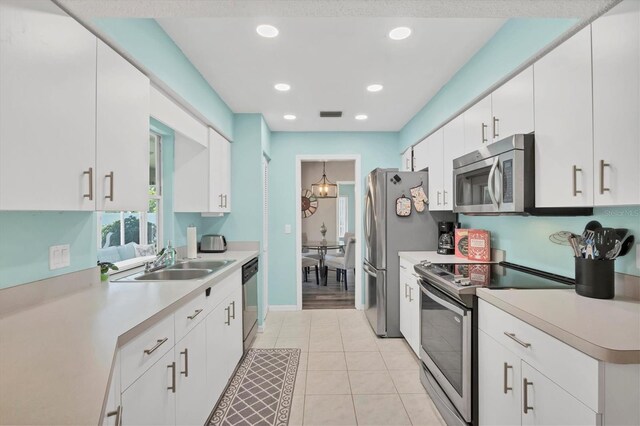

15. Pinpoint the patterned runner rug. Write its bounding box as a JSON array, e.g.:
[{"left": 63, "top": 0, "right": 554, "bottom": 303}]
[{"left": 209, "top": 348, "right": 301, "bottom": 426}]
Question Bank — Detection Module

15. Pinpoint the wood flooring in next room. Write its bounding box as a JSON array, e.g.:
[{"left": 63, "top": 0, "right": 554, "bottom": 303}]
[{"left": 302, "top": 269, "right": 355, "bottom": 309}]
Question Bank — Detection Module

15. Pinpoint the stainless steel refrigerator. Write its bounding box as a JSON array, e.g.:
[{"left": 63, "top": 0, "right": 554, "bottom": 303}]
[{"left": 364, "top": 168, "right": 454, "bottom": 337}]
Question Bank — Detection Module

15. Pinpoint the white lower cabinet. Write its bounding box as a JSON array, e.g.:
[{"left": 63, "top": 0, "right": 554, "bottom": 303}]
[
  {"left": 176, "top": 321, "right": 210, "bottom": 426},
  {"left": 121, "top": 349, "right": 176, "bottom": 426},
  {"left": 521, "top": 361, "right": 598, "bottom": 426},
  {"left": 399, "top": 259, "right": 420, "bottom": 356}
]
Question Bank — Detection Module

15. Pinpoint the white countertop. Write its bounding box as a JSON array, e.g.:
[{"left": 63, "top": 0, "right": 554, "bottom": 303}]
[
  {"left": 398, "top": 251, "right": 496, "bottom": 265},
  {"left": 477, "top": 288, "right": 640, "bottom": 364},
  {"left": 0, "top": 250, "right": 258, "bottom": 425}
]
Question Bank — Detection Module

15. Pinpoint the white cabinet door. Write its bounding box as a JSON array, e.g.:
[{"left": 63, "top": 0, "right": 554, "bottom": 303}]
[
  {"left": 534, "top": 27, "right": 594, "bottom": 207},
  {"left": 209, "top": 128, "right": 231, "bottom": 213},
  {"left": 176, "top": 322, "right": 210, "bottom": 426},
  {"left": 96, "top": 41, "right": 150, "bottom": 212},
  {"left": 401, "top": 148, "right": 413, "bottom": 171},
  {"left": 102, "top": 353, "right": 121, "bottom": 426},
  {"left": 592, "top": 0, "right": 640, "bottom": 206},
  {"left": 424, "top": 130, "right": 445, "bottom": 211},
  {"left": 412, "top": 138, "right": 429, "bottom": 172},
  {"left": 463, "top": 95, "right": 492, "bottom": 152},
  {"left": 478, "top": 330, "right": 522, "bottom": 426},
  {"left": 226, "top": 286, "right": 244, "bottom": 377},
  {"left": 406, "top": 275, "right": 421, "bottom": 357},
  {"left": 0, "top": 0, "right": 97, "bottom": 211},
  {"left": 399, "top": 270, "right": 412, "bottom": 347},
  {"left": 442, "top": 115, "right": 465, "bottom": 210},
  {"left": 491, "top": 67, "right": 534, "bottom": 142},
  {"left": 174, "top": 134, "right": 210, "bottom": 212},
  {"left": 121, "top": 349, "right": 176, "bottom": 426},
  {"left": 521, "top": 361, "right": 598, "bottom": 426},
  {"left": 205, "top": 298, "right": 233, "bottom": 409}
]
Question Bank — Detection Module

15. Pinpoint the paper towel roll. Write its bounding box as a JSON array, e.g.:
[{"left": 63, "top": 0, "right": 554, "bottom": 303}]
[{"left": 187, "top": 225, "right": 197, "bottom": 259}]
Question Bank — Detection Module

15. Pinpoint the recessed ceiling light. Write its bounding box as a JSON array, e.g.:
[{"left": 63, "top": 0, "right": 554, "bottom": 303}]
[
  {"left": 389, "top": 27, "right": 412, "bottom": 40},
  {"left": 274, "top": 83, "right": 291, "bottom": 92},
  {"left": 284, "top": 114, "right": 296, "bottom": 120},
  {"left": 256, "top": 24, "right": 279, "bottom": 38},
  {"left": 367, "top": 84, "right": 383, "bottom": 93},
  {"left": 355, "top": 114, "right": 368, "bottom": 121}
]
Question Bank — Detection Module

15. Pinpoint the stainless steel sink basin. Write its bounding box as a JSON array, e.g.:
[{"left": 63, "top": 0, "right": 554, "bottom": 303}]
[
  {"left": 169, "top": 259, "right": 235, "bottom": 271},
  {"left": 115, "top": 268, "right": 213, "bottom": 282}
]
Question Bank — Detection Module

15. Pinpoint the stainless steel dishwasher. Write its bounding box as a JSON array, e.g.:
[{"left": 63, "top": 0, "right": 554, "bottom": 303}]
[{"left": 242, "top": 257, "right": 259, "bottom": 351}]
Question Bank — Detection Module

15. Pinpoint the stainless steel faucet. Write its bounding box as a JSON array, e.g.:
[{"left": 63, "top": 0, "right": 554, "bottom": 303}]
[{"left": 145, "top": 245, "right": 177, "bottom": 272}]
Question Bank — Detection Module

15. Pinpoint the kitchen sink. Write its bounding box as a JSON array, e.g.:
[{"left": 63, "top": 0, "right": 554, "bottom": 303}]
[
  {"left": 168, "top": 259, "right": 235, "bottom": 271},
  {"left": 115, "top": 268, "right": 214, "bottom": 282}
]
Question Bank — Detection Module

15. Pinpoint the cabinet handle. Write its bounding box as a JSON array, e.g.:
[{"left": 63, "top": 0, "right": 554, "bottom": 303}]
[
  {"left": 143, "top": 337, "right": 168, "bottom": 355},
  {"left": 481, "top": 123, "right": 488, "bottom": 143},
  {"left": 443, "top": 190, "right": 448, "bottom": 206},
  {"left": 224, "top": 194, "right": 228, "bottom": 208},
  {"left": 492, "top": 116, "right": 499, "bottom": 139},
  {"left": 572, "top": 165, "right": 582, "bottom": 196},
  {"left": 105, "top": 171, "right": 114, "bottom": 201},
  {"left": 523, "top": 378, "right": 534, "bottom": 414},
  {"left": 399, "top": 265, "right": 407, "bottom": 270},
  {"left": 187, "top": 309, "right": 203, "bottom": 320},
  {"left": 408, "top": 286, "right": 413, "bottom": 302},
  {"left": 106, "top": 405, "right": 121, "bottom": 426},
  {"left": 503, "top": 362, "right": 513, "bottom": 394},
  {"left": 436, "top": 191, "right": 441, "bottom": 205},
  {"left": 504, "top": 332, "right": 531, "bottom": 348},
  {"left": 83, "top": 168, "right": 93, "bottom": 200},
  {"left": 230, "top": 301, "right": 236, "bottom": 319},
  {"left": 219, "top": 194, "right": 224, "bottom": 208},
  {"left": 599, "top": 160, "right": 610, "bottom": 194},
  {"left": 180, "top": 348, "right": 189, "bottom": 377},
  {"left": 404, "top": 283, "right": 409, "bottom": 299},
  {"left": 224, "top": 306, "right": 231, "bottom": 325},
  {"left": 167, "top": 362, "right": 176, "bottom": 393}
]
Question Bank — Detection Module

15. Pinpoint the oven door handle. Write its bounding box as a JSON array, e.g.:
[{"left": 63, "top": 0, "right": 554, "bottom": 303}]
[
  {"left": 420, "top": 284, "right": 467, "bottom": 316},
  {"left": 487, "top": 157, "right": 499, "bottom": 209}
]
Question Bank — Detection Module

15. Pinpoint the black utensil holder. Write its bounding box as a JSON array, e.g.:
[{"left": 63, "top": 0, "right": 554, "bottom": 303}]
[{"left": 575, "top": 258, "right": 615, "bottom": 299}]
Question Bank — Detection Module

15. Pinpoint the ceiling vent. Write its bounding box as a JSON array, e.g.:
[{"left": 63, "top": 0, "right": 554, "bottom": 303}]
[{"left": 319, "top": 111, "right": 342, "bottom": 118}]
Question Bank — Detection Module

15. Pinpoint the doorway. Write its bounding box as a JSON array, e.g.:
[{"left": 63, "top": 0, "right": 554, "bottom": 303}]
[{"left": 296, "top": 156, "right": 362, "bottom": 310}]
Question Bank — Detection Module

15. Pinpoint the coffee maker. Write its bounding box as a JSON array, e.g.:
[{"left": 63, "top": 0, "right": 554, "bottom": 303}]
[{"left": 437, "top": 221, "right": 457, "bottom": 255}]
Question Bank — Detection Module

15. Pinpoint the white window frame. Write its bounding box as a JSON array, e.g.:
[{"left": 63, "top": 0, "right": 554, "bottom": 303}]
[{"left": 335, "top": 181, "right": 355, "bottom": 241}]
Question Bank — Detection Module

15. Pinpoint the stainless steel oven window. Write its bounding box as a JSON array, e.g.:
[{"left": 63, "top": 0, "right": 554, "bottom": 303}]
[{"left": 420, "top": 282, "right": 472, "bottom": 422}]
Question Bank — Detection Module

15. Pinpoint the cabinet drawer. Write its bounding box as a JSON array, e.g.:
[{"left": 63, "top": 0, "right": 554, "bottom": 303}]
[
  {"left": 478, "top": 299, "right": 600, "bottom": 411},
  {"left": 175, "top": 291, "right": 208, "bottom": 342},
  {"left": 120, "top": 314, "right": 175, "bottom": 391}
]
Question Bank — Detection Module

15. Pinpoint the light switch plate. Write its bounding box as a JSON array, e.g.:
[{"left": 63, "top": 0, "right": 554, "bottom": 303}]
[
  {"left": 285, "top": 224, "right": 292, "bottom": 234},
  {"left": 49, "top": 244, "right": 70, "bottom": 270},
  {"left": 636, "top": 244, "right": 640, "bottom": 269}
]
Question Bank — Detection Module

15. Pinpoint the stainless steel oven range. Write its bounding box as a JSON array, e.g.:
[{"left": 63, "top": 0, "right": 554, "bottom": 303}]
[{"left": 413, "top": 261, "right": 574, "bottom": 425}]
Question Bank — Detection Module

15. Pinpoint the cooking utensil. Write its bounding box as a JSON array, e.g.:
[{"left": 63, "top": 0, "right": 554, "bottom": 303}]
[
  {"left": 595, "top": 228, "right": 616, "bottom": 260},
  {"left": 617, "top": 235, "right": 635, "bottom": 258},
  {"left": 568, "top": 236, "right": 582, "bottom": 258},
  {"left": 581, "top": 221, "right": 601, "bottom": 244},
  {"left": 549, "top": 231, "right": 575, "bottom": 246}
]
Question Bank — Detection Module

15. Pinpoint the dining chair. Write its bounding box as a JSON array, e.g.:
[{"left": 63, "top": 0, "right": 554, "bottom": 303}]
[
  {"left": 301, "top": 256, "right": 320, "bottom": 285},
  {"left": 301, "top": 232, "right": 321, "bottom": 260},
  {"left": 325, "top": 237, "right": 355, "bottom": 290}
]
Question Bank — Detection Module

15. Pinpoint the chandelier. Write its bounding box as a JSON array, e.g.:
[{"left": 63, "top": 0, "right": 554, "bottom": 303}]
[{"left": 311, "top": 162, "right": 337, "bottom": 198}]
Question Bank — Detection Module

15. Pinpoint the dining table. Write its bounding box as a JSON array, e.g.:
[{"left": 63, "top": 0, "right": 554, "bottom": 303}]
[{"left": 302, "top": 240, "right": 344, "bottom": 285}]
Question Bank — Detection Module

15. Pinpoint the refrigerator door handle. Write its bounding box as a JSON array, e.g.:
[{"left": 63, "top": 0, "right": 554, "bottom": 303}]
[
  {"left": 363, "top": 261, "right": 377, "bottom": 277},
  {"left": 365, "top": 190, "right": 373, "bottom": 242}
]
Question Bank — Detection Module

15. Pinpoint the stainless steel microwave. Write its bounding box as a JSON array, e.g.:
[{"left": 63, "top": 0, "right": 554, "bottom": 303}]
[{"left": 452, "top": 134, "right": 534, "bottom": 215}]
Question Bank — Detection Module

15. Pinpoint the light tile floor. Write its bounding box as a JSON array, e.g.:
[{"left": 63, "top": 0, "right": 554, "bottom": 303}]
[{"left": 252, "top": 309, "right": 445, "bottom": 426}]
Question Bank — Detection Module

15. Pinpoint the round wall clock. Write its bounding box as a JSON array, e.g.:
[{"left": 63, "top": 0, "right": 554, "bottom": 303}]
[{"left": 301, "top": 189, "right": 318, "bottom": 218}]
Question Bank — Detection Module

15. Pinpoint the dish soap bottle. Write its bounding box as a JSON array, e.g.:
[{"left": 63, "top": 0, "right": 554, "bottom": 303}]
[{"left": 166, "top": 240, "right": 176, "bottom": 265}]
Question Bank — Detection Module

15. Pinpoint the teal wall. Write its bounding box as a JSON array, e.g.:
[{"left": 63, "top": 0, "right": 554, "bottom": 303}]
[
  {"left": 0, "top": 211, "right": 97, "bottom": 289},
  {"left": 399, "top": 18, "right": 578, "bottom": 152},
  {"left": 94, "top": 18, "right": 234, "bottom": 140},
  {"left": 268, "top": 132, "right": 399, "bottom": 306},
  {"left": 461, "top": 208, "right": 640, "bottom": 278}
]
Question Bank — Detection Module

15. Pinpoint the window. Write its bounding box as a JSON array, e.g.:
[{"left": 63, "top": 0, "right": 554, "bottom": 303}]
[
  {"left": 97, "top": 133, "right": 163, "bottom": 255},
  {"left": 337, "top": 195, "right": 348, "bottom": 239}
]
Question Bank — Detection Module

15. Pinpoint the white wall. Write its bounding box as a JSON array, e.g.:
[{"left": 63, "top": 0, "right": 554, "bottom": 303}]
[{"left": 301, "top": 160, "right": 355, "bottom": 242}]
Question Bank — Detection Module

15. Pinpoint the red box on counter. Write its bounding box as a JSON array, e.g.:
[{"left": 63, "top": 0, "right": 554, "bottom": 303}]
[
  {"left": 455, "top": 229, "right": 469, "bottom": 258},
  {"left": 467, "top": 229, "right": 491, "bottom": 261}
]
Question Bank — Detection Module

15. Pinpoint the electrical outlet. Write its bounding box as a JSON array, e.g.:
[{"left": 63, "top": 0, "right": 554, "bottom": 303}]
[
  {"left": 285, "top": 224, "right": 292, "bottom": 234},
  {"left": 636, "top": 244, "right": 640, "bottom": 269},
  {"left": 49, "top": 244, "right": 70, "bottom": 270}
]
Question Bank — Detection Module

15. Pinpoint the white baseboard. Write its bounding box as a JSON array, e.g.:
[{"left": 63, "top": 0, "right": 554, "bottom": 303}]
[
  {"left": 258, "top": 325, "right": 265, "bottom": 333},
  {"left": 268, "top": 305, "right": 299, "bottom": 312}
]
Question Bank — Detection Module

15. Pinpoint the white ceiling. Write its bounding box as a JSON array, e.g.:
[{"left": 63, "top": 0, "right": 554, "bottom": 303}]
[
  {"left": 59, "top": 0, "right": 616, "bottom": 132},
  {"left": 158, "top": 17, "right": 505, "bottom": 131}
]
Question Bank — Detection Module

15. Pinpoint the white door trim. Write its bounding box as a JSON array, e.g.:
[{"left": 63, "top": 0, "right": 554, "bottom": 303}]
[{"left": 296, "top": 155, "right": 362, "bottom": 310}]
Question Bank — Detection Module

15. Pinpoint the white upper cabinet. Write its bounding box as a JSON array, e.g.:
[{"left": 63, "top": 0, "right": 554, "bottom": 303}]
[
  {"left": 592, "top": 0, "right": 640, "bottom": 206},
  {"left": 174, "top": 134, "right": 210, "bottom": 212},
  {"left": 442, "top": 115, "right": 466, "bottom": 210},
  {"left": 534, "top": 27, "right": 594, "bottom": 207},
  {"left": 0, "top": 0, "right": 97, "bottom": 211},
  {"left": 424, "top": 130, "right": 445, "bottom": 210},
  {"left": 209, "top": 128, "right": 232, "bottom": 213},
  {"left": 412, "top": 137, "right": 429, "bottom": 172},
  {"left": 96, "top": 41, "right": 150, "bottom": 212},
  {"left": 491, "top": 67, "right": 535, "bottom": 142},
  {"left": 401, "top": 148, "right": 413, "bottom": 171},
  {"left": 463, "top": 94, "right": 492, "bottom": 152}
]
